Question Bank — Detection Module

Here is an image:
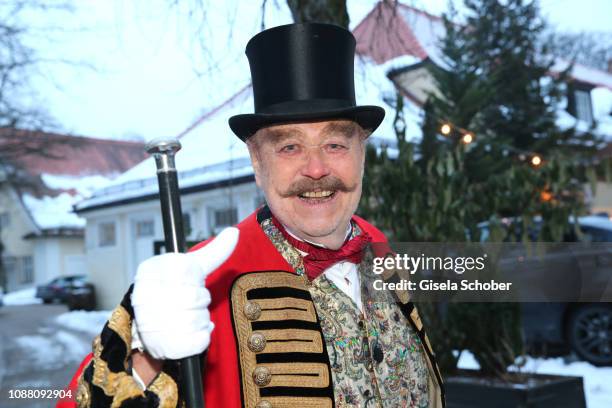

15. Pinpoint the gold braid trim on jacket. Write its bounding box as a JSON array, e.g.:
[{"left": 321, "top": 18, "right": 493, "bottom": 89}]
[{"left": 75, "top": 285, "right": 181, "bottom": 408}]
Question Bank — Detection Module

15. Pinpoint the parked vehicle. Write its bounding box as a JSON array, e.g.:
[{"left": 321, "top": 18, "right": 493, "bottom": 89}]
[
  {"left": 66, "top": 280, "right": 96, "bottom": 311},
  {"left": 479, "top": 215, "right": 612, "bottom": 366},
  {"left": 36, "top": 275, "right": 87, "bottom": 304}
]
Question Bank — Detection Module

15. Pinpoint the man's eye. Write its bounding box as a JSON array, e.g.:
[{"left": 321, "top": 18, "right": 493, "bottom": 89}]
[
  {"left": 279, "top": 144, "right": 299, "bottom": 153},
  {"left": 327, "top": 143, "right": 347, "bottom": 151}
]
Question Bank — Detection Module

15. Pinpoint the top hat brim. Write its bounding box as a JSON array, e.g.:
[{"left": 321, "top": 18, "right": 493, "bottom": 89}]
[{"left": 229, "top": 105, "right": 385, "bottom": 142}]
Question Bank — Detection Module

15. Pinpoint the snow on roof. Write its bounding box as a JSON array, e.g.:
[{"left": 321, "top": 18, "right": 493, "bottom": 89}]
[
  {"left": 355, "top": 54, "right": 424, "bottom": 142},
  {"left": 23, "top": 193, "right": 86, "bottom": 229},
  {"left": 75, "top": 86, "right": 254, "bottom": 211},
  {"left": 553, "top": 60, "right": 612, "bottom": 90},
  {"left": 0, "top": 129, "right": 147, "bottom": 232},
  {"left": 42, "top": 174, "right": 114, "bottom": 197},
  {"left": 21, "top": 174, "right": 115, "bottom": 231}
]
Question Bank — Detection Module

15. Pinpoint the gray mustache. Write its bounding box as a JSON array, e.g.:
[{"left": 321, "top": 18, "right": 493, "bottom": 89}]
[{"left": 281, "top": 176, "right": 354, "bottom": 197}]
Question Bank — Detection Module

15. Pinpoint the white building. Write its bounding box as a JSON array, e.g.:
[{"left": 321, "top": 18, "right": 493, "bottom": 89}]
[{"left": 0, "top": 129, "right": 146, "bottom": 293}]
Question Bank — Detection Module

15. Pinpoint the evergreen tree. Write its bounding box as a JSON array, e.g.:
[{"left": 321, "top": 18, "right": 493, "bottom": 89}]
[{"left": 361, "top": 0, "right": 607, "bottom": 377}]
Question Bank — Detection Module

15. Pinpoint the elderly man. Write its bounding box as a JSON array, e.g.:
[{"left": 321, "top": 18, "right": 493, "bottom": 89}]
[{"left": 60, "top": 23, "right": 443, "bottom": 408}]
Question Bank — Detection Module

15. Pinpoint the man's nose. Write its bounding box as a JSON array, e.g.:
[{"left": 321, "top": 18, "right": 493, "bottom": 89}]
[{"left": 300, "top": 148, "right": 331, "bottom": 180}]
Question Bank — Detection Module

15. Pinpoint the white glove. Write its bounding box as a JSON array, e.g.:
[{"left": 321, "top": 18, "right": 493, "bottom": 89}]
[{"left": 131, "top": 227, "right": 239, "bottom": 360}]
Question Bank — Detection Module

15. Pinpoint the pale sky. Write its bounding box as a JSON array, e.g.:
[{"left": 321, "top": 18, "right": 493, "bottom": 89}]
[{"left": 21, "top": 0, "right": 612, "bottom": 141}]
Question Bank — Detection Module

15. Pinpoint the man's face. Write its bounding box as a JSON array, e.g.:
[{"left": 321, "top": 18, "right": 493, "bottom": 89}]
[{"left": 247, "top": 120, "right": 367, "bottom": 248}]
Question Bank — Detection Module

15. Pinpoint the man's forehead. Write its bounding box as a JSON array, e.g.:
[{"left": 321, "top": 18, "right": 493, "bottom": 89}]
[{"left": 259, "top": 120, "right": 362, "bottom": 141}]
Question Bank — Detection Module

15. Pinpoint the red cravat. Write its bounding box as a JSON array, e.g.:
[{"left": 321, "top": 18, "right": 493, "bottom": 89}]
[{"left": 272, "top": 217, "right": 372, "bottom": 281}]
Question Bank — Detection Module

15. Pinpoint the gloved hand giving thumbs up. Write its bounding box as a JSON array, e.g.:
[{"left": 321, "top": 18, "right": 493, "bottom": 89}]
[{"left": 131, "top": 227, "right": 239, "bottom": 360}]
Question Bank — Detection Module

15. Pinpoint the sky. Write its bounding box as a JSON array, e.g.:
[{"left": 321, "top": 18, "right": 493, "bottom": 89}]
[{"left": 16, "top": 0, "right": 612, "bottom": 142}]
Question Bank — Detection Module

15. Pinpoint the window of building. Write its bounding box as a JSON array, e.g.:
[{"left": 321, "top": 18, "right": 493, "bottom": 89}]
[
  {"left": 21, "top": 256, "right": 33, "bottom": 284},
  {"left": 98, "top": 222, "right": 116, "bottom": 247},
  {"left": 3, "top": 256, "right": 16, "bottom": 275},
  {"left": 209, "top": 207, "right": 237, "bottom": 235},
  {"left": 568, "top": 85, "right": 594, "bottom": 125},
  {"left": 135, "top": 220, "right": 154, "bottom": 237},
  {"left": 574, "top": 89, "right": 593, "bottom": 124}
]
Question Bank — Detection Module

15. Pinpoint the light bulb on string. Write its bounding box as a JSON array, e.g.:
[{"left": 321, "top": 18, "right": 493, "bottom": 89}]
[
  {"left": 530, "top": 154, "right": 543, "bottom": 167},
  {"left": 461, "top": 133, "right": 474, "bottom": 144},
  {"left": 540, "top": 190, "right": 553, "bottom": 202},
  {"left": 440, "top": 123, "right": 452, "bottom": 135}
]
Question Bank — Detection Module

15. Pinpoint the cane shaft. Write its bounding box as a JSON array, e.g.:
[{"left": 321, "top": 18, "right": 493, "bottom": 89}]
[
  {"left": 153, "top": 151, "right": 205, "bottom": 408},
  {"left": 157, "top": 170, "right": 186, "bottom": 253}
]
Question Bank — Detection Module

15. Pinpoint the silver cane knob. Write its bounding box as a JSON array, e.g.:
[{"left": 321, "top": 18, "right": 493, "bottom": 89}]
[{"left": 145, "top": 138, "right": 182, "bottom": 172}]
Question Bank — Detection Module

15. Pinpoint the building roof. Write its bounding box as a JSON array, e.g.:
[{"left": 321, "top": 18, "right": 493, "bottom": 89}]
[
  {"left": 354, "top": 2, "right": 446, "bottom": 67},
  {"left": 0, "top": 128, "right": 147, "bottom": 232},
  {"left": 354, "top": 1, "right": 612, "bottom": 90},
  {"left": 0, "top": 128, "right": 146, "bottom": 178}
]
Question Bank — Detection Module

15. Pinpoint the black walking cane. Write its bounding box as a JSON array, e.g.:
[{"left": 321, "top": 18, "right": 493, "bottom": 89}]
[{"left": 146, "top": 138, "right": 205, "bottom": 408}]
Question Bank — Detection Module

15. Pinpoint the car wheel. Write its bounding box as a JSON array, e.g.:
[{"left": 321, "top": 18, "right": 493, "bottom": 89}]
[
  {"left": 42, "top": 298, "right": 52, "bottom": 304},
  {"left": 568, "top": 304, "right": 612, "bottom": 366}
]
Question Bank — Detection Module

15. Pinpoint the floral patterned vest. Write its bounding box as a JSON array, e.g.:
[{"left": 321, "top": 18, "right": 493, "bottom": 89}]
[{"left": 261, "top": 217, "right": 430, "bottom": 407}]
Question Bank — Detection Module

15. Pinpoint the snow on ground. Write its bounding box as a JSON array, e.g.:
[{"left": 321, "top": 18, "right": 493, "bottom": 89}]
[
  {"left": 519, "top": 357, "right": 612, "bottom": 408},
  {"left": 14, "top": 335, "right": 64, "bottom": 370},
  {"left": 3, "top": 287, "right": 42, "bottom": 306},
  {"left": 14, "top": 329, "right": 93, "bottom": 371},
  {"left": 54, "top": 330, "right": 91, "bottom": 357},
  {"left": 457, "top": 351, "right": 612, "bottom": 408},
  {"left": 54, "top": 310, "right": 111, "bottom": 336}
]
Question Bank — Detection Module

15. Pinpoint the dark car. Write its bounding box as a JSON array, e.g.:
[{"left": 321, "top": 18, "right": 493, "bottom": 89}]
[
  {"left": 36, "top": 275, "right": 87, "bottom": 304},
  {"left": 65, "top": 279, "right": 96, "bottom": 311},
  {"left": 480, "top": 215, "right": 612, "bottom": 366}
]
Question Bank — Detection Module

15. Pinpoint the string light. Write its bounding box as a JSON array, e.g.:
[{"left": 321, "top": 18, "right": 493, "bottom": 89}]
[
  {"left": 434, "top": 118, "right": 546, "bottom": 168},
  {"left": 461, "top": 133, "right": 474, "bottom": 144},
  {"left": 540, "top": 190, "right": 553, "bottom": 202},
  {"left": 530, "top": 155, "right": 542, "bottom": 167},
  {"left": 440, "top": 123, "right": 452, "bottom": 135}
]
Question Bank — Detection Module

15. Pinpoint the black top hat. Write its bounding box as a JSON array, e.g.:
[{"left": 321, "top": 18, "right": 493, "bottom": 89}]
[{"left": 229, "top": 23, "right": 385, "bottom": 141}]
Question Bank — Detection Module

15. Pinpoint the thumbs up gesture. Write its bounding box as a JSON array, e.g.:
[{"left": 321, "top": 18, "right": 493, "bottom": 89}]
[{"left": 131, "top": 227, "right": 239, "bottom": 360}]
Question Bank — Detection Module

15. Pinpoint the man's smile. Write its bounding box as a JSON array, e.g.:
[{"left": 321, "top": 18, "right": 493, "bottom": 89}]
[
  {"left": 298, "top": 190, "right": 335, "bottom": 198},
  {"left": 296, "top": 189, "right": 338, "bottom": 205}
]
